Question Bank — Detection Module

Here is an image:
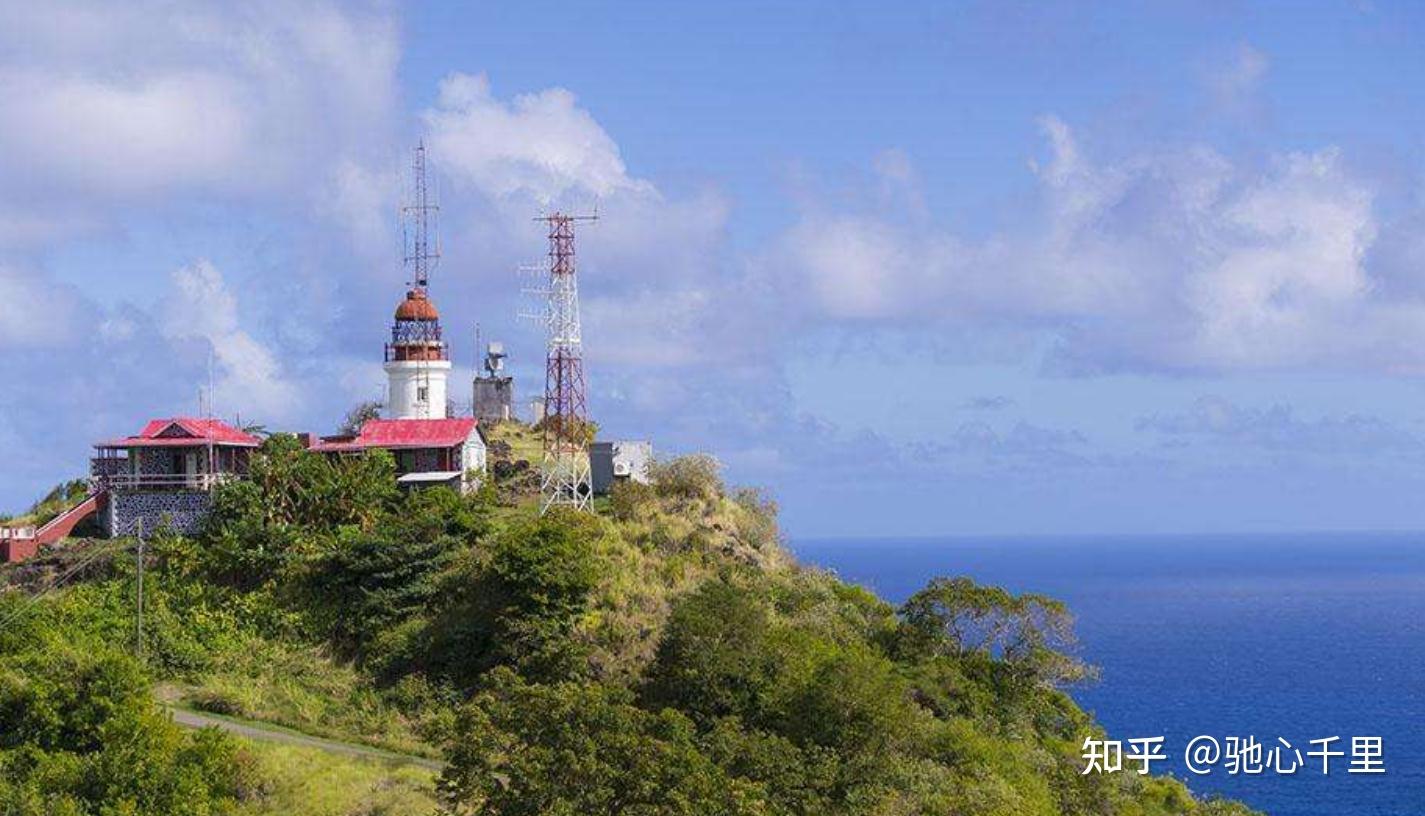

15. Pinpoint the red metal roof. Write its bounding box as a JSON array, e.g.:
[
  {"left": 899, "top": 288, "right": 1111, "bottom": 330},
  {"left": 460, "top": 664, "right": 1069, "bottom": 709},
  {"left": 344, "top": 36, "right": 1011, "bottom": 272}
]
[
  {"left": 95, "top": 417, "right": 262, "bottom": 449},
  {"left": 309, "top": 418, "right": 477, "bottom": 452}
]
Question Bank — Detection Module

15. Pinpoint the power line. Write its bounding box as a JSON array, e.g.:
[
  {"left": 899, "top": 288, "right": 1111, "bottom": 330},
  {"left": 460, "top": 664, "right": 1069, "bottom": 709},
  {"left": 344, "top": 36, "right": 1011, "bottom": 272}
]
[{"left": 0, "top": 537, "right": 129, "bottom": 632}]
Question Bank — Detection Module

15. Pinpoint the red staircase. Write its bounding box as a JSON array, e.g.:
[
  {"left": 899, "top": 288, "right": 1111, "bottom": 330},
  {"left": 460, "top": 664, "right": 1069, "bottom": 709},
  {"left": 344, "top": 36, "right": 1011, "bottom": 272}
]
[{"left": 1, "top": 491, "right": 105, "bottom": 563}]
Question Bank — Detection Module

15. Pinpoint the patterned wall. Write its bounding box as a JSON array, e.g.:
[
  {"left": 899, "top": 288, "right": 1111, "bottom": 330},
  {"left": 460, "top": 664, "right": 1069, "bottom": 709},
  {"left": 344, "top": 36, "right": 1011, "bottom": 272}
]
[
  {"left": 90, "top": 457, "right": 129, "bottom": 478},
  {"left": 104, "top": 490, "right": 213, "bottom": 537}
]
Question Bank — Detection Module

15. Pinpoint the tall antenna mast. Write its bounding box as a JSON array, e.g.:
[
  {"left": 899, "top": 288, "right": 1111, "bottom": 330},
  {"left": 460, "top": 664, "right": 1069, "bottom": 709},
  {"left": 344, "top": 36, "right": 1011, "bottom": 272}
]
[
  {"left": 533, "top": 211, "right": 597, "bottom": 513},
  {"left": 403, "top": 141, "right": 439, "bottom": 290}
]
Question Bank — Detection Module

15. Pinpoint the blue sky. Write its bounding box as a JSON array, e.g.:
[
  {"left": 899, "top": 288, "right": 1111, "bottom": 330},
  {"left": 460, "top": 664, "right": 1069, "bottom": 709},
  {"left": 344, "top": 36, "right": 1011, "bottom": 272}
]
[{"left": 4, "top": 1, "right": 1425, "bottom": 537}]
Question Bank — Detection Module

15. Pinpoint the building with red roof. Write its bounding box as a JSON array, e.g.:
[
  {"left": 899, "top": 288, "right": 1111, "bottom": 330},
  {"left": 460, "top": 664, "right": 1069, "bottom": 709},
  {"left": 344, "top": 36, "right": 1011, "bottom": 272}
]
[
  {"left": 89, "top": 417, "right": 261, "bottom": 537},
  {"left": 310, "top": 417, "right": 486, "bottom": 493}
]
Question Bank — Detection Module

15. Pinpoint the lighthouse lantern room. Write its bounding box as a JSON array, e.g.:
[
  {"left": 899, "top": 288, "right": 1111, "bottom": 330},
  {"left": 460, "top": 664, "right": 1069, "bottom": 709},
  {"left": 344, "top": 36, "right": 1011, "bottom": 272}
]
[{"left": 384, "top": 288, "right": 450, "bottom": 419}]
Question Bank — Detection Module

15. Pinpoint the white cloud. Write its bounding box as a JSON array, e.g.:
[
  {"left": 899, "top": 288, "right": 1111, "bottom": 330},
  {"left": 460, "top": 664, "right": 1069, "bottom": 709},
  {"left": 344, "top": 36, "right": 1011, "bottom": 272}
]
[
  {"left": 426, "top": 73, "right": 652, "bottom": 202},
  {"left": 0, "top": 70, "right": 250, "bottom": 197},
  {"left": 0, "top": 0, "right": 400, "bottom": 245},
  {"left": 1139, "top": 396, "right": 1424, "bottom": 457},
  {"left": 419, "top": 73, "right": 742, "bottom": 382},
  {"left": 771, "top": 117, "right": 1425, "bottom": 374},
  {"left": 161, "top": 260, "right": 302, "bottom": 419},
  {"left": 0, "top": 265, "right": 86, "bottom": 348}
]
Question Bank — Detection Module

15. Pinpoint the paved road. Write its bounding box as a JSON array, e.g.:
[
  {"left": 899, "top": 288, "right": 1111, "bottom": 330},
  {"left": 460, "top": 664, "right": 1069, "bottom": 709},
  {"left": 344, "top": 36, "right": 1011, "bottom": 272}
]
[{"left": 165, "top": 706, "right": 445, "bottom": 771}]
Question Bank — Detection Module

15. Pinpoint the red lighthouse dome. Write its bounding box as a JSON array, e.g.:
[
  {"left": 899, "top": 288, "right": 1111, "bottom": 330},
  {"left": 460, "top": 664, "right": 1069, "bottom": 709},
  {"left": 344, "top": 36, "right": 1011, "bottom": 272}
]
[{"left": 395, "top": 288, "right": 440, "bottom": 321}]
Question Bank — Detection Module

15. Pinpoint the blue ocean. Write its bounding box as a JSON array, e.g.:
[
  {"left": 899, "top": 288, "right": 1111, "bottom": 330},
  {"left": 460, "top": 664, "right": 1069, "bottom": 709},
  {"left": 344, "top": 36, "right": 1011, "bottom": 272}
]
[{"left": 791, "top": 534, "right": 1425, "bottom": 816}]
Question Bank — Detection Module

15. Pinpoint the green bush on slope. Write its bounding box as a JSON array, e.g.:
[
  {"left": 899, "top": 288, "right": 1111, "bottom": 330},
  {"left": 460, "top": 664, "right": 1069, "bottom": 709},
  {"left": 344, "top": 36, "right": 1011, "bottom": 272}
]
[{"left": 0, "top": 642, "right": 257, "bottom": 816}]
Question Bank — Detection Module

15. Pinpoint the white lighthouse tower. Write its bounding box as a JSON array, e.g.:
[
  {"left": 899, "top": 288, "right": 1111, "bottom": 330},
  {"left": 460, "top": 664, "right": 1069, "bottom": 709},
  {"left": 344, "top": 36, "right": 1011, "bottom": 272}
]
[
  {"left": 384, "top": 289, "right": 450, "bottom": 419},
  {"left": 384, "top": 143, "right": 449, "bottom": 420}
]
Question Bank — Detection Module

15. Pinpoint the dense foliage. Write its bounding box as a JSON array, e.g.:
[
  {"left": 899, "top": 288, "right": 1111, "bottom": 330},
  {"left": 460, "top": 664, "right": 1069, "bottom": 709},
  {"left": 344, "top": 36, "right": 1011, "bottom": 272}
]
[
  {"left": 0, "top": 428, "right": 1258, "bottom": 816},
  {"left": 0, "top": 629, "right": 256, "bottom": 815}
]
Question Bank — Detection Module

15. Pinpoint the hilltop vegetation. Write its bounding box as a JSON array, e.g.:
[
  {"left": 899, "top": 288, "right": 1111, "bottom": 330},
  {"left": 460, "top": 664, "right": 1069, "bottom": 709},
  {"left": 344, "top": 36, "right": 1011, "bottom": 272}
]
[
  {"left": 0, "top": 478, "right": 91, "bottom": 528},
  {"left": 0, "top": 424, "right": 1256, "bottom": 815}
]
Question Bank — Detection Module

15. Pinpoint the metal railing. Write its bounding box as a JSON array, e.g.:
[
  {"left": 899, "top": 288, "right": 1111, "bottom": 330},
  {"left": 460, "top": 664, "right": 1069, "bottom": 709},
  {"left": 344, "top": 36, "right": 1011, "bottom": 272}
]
[{"left": 95, "top": 473, "right": 240, "bottom": 491}]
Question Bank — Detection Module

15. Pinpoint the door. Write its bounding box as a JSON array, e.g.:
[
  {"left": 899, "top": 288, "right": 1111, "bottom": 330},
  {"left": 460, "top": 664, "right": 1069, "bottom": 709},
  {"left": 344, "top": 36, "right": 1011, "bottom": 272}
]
[{"left": 184, "top": 451, "right": 198, "bottom": 488}]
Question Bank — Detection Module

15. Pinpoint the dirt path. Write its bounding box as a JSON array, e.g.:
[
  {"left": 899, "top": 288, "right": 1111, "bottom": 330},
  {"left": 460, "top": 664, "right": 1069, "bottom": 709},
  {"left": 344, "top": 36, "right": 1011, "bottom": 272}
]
[{"left": 165, "top": 705, "right": 445, "bottom": 771}]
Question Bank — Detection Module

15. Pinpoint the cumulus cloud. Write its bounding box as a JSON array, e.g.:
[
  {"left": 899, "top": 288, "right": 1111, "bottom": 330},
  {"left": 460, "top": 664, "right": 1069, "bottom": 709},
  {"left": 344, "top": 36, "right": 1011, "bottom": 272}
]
[
  {"left": 770, "top": 116, "right": 1425, "bottom": 374},
  {"left": 420, "top": 73, "right": 743, "bottom": 378},
  {"left": 425, "top": 73, "right": 651, "bottom": 202},
  {"left": 0, "top": 0, "right": 399, "bottom": 246},
  {"left": 160, "top": 260, "right": 302, "bottom": 420}
]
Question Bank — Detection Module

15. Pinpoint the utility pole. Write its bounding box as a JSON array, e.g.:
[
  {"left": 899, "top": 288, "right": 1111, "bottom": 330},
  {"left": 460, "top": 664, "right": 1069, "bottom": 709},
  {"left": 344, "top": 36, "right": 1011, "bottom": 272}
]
[{"left": 135, "top": 519, "right": 145, "bottom": 662}]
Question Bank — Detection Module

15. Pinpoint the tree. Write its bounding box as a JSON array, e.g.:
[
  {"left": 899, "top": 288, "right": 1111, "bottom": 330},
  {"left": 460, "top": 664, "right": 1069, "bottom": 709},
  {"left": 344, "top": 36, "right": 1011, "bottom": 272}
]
[
  {"left": 339, "top": 400, "right": 383, "bottom": 436},
  {"left": 439, "top": 669, "right": 763, "bottom": 816},
  {"left": 207, "top": 433, "right": 398, "bottom": 533},
  {"left": 383, "top": 512, "right": 603, "bottom": 688},
  {"left": 642, "top": 578, "right": 777, "bottom": 724},
  {"left": 0, "top": 646, "right": 256, "bottom": 815},
  {"left": 305, "top": 488, "right": 487, "bottom": 658},
  {"left": 474, "top": 512, "right": 602, "bottom": 681},
  {"left": 896, "top": 576, "right": 1094, "bottom": 686},
  {"left": 201, "top": 434, "right": 399, "bottom": 588},
  {"left": 776, "top": 646, "right": 915, "bottom": 755}
]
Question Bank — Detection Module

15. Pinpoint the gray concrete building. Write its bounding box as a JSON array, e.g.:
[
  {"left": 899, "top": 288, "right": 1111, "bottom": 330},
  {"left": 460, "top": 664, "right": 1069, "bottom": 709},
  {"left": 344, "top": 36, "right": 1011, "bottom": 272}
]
[{"left": 590, "top": 440, "right": 653, "bottom": 495}]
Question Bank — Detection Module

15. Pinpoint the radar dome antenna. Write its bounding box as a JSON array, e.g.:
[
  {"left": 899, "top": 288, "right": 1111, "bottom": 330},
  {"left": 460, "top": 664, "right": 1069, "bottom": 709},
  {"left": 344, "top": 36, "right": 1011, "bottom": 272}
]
[{"left": 484, "top": 342, "right": 507, "bottom": 377}]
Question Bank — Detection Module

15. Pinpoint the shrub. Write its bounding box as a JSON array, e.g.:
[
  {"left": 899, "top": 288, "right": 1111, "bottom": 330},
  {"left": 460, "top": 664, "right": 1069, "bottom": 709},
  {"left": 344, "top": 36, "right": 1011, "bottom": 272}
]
[
  {"left": 439, "top": 669, "right": 764, "bottom": 815},
  {"left": 649, "top": 455, "right": 723, "bottom": 503},
  {"left": 304, "top": 520, "right": 463, "bottom": 658},
  {"left": 609, "top": 479, "right": 657, "bottom": 522},
  {"left": 730, "top": 487, "right": 779, "bottom": 551},
  {"left": 642, "top": 577, "right": 777, "bottom": 724},
  {"left": 0, "top": 646, "right": 255, "bottom": 815},
  {"left": 383, "top": 512, "right": 603, "bottom": 688}
]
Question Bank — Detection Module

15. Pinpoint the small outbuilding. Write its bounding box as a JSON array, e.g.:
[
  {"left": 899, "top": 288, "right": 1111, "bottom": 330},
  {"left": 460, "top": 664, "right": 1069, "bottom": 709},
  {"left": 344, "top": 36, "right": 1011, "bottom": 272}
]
[{"left": 590, "top": 440, "right": 653, "bottom": 495}]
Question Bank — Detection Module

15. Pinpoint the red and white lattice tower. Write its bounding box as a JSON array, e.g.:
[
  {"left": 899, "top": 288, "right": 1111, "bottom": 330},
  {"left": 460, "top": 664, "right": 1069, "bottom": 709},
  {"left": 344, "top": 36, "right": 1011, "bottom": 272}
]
[{"left": 536, "top": 212, "right": 596, "bottom": 512}]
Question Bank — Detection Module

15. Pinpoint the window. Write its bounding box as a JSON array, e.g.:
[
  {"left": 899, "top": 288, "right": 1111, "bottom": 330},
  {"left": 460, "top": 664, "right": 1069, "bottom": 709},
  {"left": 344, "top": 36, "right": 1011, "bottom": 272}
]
[{"left": 417, "top": 386, "right": 429, "bottom": 403}]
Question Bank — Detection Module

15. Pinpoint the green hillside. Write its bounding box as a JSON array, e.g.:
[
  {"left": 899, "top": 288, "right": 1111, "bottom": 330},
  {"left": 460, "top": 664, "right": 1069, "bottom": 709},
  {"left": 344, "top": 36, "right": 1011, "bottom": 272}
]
[{"left": 0, "top": 427, "right": 1257, "bottom": 815}]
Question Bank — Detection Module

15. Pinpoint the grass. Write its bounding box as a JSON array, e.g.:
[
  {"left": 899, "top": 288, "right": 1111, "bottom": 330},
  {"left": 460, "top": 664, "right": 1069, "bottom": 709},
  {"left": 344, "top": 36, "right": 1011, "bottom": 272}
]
[
  {"left": 484, "top": 420, "right": 545, "bottom": 464},
  {"left": 235, "top": 738, "right": 439, "bottom": 816},
  {"left": 158, "top": 638, "right": 437, "bottom": 759},
  {"left": 2, "top": 477, "right": 89, "bottom": 528}
]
